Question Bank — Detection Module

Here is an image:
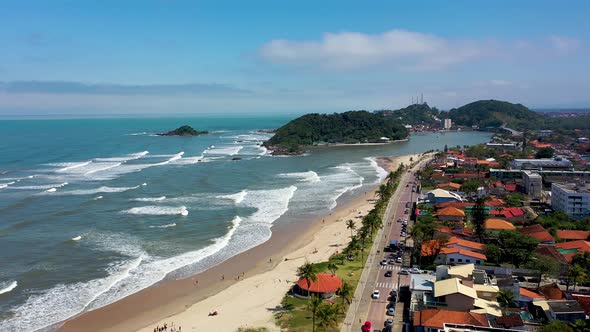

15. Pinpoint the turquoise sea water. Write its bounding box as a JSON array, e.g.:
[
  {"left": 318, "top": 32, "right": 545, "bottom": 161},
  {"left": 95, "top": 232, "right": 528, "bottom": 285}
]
[{"left": 0, "top": 117, "right": 491, "bottom": 330}]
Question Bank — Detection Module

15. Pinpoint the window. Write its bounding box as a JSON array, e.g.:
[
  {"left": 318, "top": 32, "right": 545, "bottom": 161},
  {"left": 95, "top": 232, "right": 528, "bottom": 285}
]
[
  {"left": 450, "top": 258, "right": 455, "bottom": 262},
  {"left": 476, "top": 260, "right": 481, "bottom": 264},
  {"left": 458, "top": 259, "right": 463, "bottom": 263},
  {"left": 466, "top": 259, "right": 471, "bottom": 263}
]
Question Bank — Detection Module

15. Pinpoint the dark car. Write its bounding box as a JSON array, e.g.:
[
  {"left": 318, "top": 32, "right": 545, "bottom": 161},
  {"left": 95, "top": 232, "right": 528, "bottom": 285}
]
[{"left": 385, "top": 271, "right": 392, "bottom": 277}]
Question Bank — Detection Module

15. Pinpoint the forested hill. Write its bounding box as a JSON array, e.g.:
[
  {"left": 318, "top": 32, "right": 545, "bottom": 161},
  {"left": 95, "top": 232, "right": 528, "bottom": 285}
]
[
  {"left": 264, "top": 111, "right": 408, "bottom": 154},
  {"left": 376, "top": 103, "right": 442, "bottom": 125},
  {"left": 448, "top": 100, "right": 542, "bottom": 129}
]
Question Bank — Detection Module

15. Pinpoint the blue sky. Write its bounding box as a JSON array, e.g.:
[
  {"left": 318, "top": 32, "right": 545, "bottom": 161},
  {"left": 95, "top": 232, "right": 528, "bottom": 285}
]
[{"left": 1, "top": 0, "right": 589, "bottom": 115}]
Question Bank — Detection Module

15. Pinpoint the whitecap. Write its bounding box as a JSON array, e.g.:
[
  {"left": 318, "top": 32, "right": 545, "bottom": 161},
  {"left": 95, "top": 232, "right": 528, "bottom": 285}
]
[
  {"left": 365, "top": 157, "right": 389, "bottom": 184},
  {"left": 277, "top": 171, "right": 320, "bottom": 183},
  {"left": 55, "top": 185, "right": 141, "bottom": 196},
  {"left": 8, "top": 182, "right": 68, "bottom": 190},
  {"left": 149, "top": 223, "right": 177, "bottom": 228},
  {"left": 46, "top": 188, "right": 57, "bottom": 193},
  {"left": 122, "top": 206, "right": 188, "bottom": 216},
  {"left": 132, "top": 196, "right": 166, "bottom": 202},
  {"left": 0, "top": 181, "right": 15, "bottom": 189},
  {"left": 0, "top": 280, "right": 17, "bottom": 295},
  {"left": 93, "top": 196, "right": 103, "bottom": 200},
  {"left": 72, "top": 236, "right": 82, "bottom": 241},
  {"left": 217, "top": 190, "right": 247, "bottom": 204},
  {"left": 203, "top": 146, "right": 243, "bottom": 156}
]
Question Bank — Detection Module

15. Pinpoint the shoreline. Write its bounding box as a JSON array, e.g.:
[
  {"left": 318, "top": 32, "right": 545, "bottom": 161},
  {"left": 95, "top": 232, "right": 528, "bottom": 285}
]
[{"left": 58, "top": 153, "right": 422, "bottom": 332}]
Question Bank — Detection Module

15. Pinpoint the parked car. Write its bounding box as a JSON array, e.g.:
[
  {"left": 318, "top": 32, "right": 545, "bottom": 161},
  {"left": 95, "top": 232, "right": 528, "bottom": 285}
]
[
  {"left": 390, "top": 290, "right": 397, "bottom": 298},
  {"left": 380, "top": 259, "right": 388, "bottom": 266},
  {"left": 388, "top": 259, "right": 395, "bottom": 265},
  {"left": 372, "top": 290, "right": 380, "bottom": 299},
  {"left": 399, "top": 269, "right": 409, "bottom": 275},
  {"left": 386, "top": 307, "right": 396, "bottom": 316},
  {"left": 396, "top": 257, "right": 403, "bottom": 263},
  {"left": 384, "top": 271, "right": 392, "bottom": 277},
  {"left": 385, "top": 318, "right": 394, "bottom": 327},
  {"left": 409, "top": 268, "right": 421, "bottom": 274},
  {"left": 361, "top": 321, "right": 371, "bottom": 332}
]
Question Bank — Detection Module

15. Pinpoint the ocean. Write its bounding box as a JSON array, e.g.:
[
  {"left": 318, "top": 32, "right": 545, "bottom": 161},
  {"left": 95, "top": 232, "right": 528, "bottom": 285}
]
[{"left": 0, "top": 116, "right": 491, "bottom": 330}]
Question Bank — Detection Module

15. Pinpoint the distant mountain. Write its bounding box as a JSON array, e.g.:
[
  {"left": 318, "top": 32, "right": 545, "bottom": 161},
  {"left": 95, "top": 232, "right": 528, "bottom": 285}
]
[
  {"left": 158, "top": 125, "right": 209, "bottom": 136},
  {"left": 376, "top": 103, "right": 442, "bottom": 125},
  {"left": 264, "top": 111, "right": 408, "bottom": 154},
  {"left": 447, "top": 100, "right": 542, "bottom": 129}
]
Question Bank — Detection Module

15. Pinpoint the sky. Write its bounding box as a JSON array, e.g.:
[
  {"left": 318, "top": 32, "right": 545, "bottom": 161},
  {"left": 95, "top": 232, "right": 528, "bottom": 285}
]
[{"left": 1, "top": 0, "right": 589, "bottom": 116}]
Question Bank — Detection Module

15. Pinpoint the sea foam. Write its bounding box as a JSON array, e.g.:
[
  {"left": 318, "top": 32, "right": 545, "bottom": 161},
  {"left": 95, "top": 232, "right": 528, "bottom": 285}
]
[
  {"left": 0, "top": 281, "right": 17, "bottom": 295},
  {"left": 277, "top": 171, "right": 321, "bottom": 183},
  {"left": 123, "top": 206, "right": 188, "bottom": 216}
]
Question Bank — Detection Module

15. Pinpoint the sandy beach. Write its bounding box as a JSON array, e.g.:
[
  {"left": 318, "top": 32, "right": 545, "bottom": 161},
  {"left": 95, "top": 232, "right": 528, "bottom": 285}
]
[{"left": 59, "top": 153, "right": 422, "bottom": 332}]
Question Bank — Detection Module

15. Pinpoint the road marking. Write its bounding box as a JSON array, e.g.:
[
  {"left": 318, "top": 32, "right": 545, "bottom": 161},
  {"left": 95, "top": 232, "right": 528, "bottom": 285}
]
[{"left": 375, "top": 282, "right": 398, "bottom": 289}]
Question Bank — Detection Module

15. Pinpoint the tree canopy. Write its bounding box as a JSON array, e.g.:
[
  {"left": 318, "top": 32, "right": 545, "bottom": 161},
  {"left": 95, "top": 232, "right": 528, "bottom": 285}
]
[
  {"left": 265, "top": 111, "right": 408, "bottom": 148},
  {"left": 448, "top": 100, "right": 542, "bottom": 130}
]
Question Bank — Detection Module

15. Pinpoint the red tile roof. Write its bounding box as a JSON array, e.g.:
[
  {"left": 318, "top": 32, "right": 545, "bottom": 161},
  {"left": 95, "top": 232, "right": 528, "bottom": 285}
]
[
  {"left": 505, "top": 183, "right": 517, "bottom": 192},
  {"left": 447, "top": 237, "right": 485, "bottom": 251},
  {"left": 486, "top": 198, "right": 506, "bottom": 207},
  {"left": 485, "top": 218, "right": 516, "bottom": 230},
  {"left": 518, "top": 224, "right": 554, "bottom": 243},
  {"left": 519, "top": 287, "right": 545, "bottom": 300},
  {"left": 440, "top": 247, "right": 487, "bottom": 260},
  {"left": 555, "top": 240, "right": 590, "bottom": 262},
  {"left": 539, "top": 283, "right": 565, "bottom": 300},
  {"left": 495, "top": 315, "right": 524, "bottom": 328},
  {"left": 297, "top": 273, "right": 342, "bottom": 293},
  {"left": 557, "top": 230, "right": 590, "bottom": 241},
  {"left": 530, "top": 140, "right": 552, "bottom": 148},
  {"left": 437, "top": 206, "right": 466, "bottom": 217},
  {"left": 437, "top": 182, "right": 462, "bottom": 190},
  {"left": 413, "top": 309, "right": 489, "bottom": 329},
  {"left": 570, "top": 293, "right": 590, "bottom": 315}
]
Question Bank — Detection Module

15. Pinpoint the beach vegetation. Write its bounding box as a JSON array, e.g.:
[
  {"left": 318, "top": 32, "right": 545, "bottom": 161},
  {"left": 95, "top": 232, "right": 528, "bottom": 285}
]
[
  {"left": 296, "top": 261, "right": 319, "bottom": 297},
  {"left": 276, "top": 164, "right": 406, "bottom": 331},
  {"left": 158, "top": 125, "right": 209, "bottom": 136},
  {"left": 345, "top": 219, "right": 356, "bottom": 239},
  {"left": 236, "top": 327, "right": 270, "bottom": 332}
]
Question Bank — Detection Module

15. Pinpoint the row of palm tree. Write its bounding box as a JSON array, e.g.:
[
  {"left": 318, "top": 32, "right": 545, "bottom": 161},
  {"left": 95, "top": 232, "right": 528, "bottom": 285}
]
[{"left": 292, "top": 165, "right": 406, "bottom": 332}]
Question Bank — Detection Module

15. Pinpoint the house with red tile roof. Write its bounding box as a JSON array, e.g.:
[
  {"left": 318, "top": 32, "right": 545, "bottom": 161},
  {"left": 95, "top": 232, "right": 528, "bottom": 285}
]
[
  {"left": 530, "top": 140, "right": 552, "bottom": 149},
  {"left": 436, "top": 206, "right": 466, "bottom": 222},
  {"left": 295, "top": 273, "right": 342, "bottom": 299},
  {"left": 555, "top": 240, "right": 590, "bottom": 262},
  {"left": 436, "top": 225, "right": 478, "bottom": 242},
  {"left": 446, "top": 237, "right": 485, "bottom": 253},
  {"left": 569, "top": 293, "right": 590, "bottom": 316},
  {"left": 484, "top": 218, "right": 516, "bottom": 235},
  {"left": 422, "top": 238, "right": 487, "bottom": 265},
  {"left": 517, "top": 224, "right": 555, "bottom": 244},
  {"left": 489, "top": 207, "right": 526, "bottom": 223},
  {"left": 518, "top": 287, "right": 545, "bottom": 302},
  {"left": 437, "top": 182, "right": 462, "bottom": 191},
  {"left": 539, "top": 283, "right": 566, "bottom": 300},
  {"left": 438, "top": 247, "right": 487, "bottom": 265},
  {"left": 557, "top": 230, "right": 590, "bottom": 242},
  {"left": 413, "top": 309, "right": 489, "bottom": 331}
]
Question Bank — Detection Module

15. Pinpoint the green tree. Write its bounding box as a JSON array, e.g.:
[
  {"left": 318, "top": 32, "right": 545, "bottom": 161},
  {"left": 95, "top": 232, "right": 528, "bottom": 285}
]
[
  {"left": 525, "top": 254, "right": 560, "bottom": 289},
  {"left": 327, "top": 262, "right": 338, "bottom": 276},
  {"left": 535, "top": 147, "right": 554, "bottom": 158},
  {"left": 497, "top": 230, "right": 539, "bottom": 267},
  {"left": 539, "top": 320, "right": 574, "bottom": 332},
  {"left": 471, "top": 197, "right": 487, "bottom": 241},
  {"left": 497, "top": 289, "right": 517, "bottom": 311},
  {"left": 338, "top": 282, "right": 353, "bottom": 305},
  {"left": 484, "top": 244, "right": 502, "bottom": 264},
  {"left": 346, "top": 219, "right": 356, "bottom": 239},
  {"left": 308, "top": 295, "right": 323, "bottom": 332},
  {"left": 316, "top": 303, "right": 339, "bottom": 330},
  {"left": 297, "top": 261, "right": 319, "bottom": 297},
  {"left": 567, "top": 264, "right": 587, "bottom": 291}
]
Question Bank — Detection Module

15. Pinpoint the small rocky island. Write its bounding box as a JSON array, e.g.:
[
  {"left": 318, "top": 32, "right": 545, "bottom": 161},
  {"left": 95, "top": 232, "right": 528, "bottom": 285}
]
[{"left": 158, "top": 125, "right": 209, "bottom": 136}]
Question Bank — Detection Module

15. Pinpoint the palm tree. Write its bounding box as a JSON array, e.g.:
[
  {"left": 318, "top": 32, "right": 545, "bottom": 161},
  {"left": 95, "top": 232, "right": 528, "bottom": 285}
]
[
  {"left": 338, "top": 282, "right": 353, "bottom": 305},
  {"left": 315, "top": 303, "right": 339, "bottom": 330},
  {"left": 376, "top": 184, "right": 389, "bottom": 200},
  {"left": 346, "top": 219, "right": 356, "bottom": 238},
  {"left": 327, "top": 262, "right": 338, "bottom": 276},
  {"left": 568, "top": 264, "right": 587, "bottom": 291},
  {"left": 497, "top": 290, "right": 517, "bottom": 312},
  {"left": 297, "top": 261, "right": 318, "bottom": 297},
  {"left": 308, "top": 295, "right": 323, "bottom": 332}
]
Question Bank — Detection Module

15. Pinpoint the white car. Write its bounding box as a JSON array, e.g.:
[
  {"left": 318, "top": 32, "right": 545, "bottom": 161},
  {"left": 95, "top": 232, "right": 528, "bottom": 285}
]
[
  {"left": 399, "top": 269, "right": 409, "bottom": 275},
  {"left": 380, "top": 259, "right": 388, "bottom": 266},
  {"left": 372, "top": 290, "right": 380, "bottom": 299},
  {"left": 409, "top": 268, "right": 421, "bottom": 274},
  {"left": 396, "top": 257, "right": 402, "bottom": 263}
]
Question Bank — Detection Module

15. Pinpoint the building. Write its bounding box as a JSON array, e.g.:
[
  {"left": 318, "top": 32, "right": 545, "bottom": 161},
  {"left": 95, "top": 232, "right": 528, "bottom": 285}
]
[
  {"left": 414, "top": 309, "right": 489, "bottom": 332},
  {"left": 523, "top": 171, "right": 542, "bottom": 199},
  {"left": 517, "top": 224, "right": 555, "bottom": 244},
  {"left": 437, "top": 182, "right": 462, "bottom": 191},
  {"left": 510, "top": 158, "right": 573, "bottom": 171},
  {"left": 490, "top": 168, "right": 590, "bottom": 180},
  {"left": 486, "top": 143, "right": 517, "bottom": 150},
  {"left": 434, "top": 278, "right": 478, "bottom": 311},
  {"left": 436, "top": 206, "right": 466, "bottom": 222},
  {"left": 484, "top": 218, "right": 516, "bottom": 235},
  {"left": 532, "top": 300, "right": 586, "bottom": 323},
  {"left": 294, "top": 273, "right": 342, "bottom": 299},
  {"left": 556, "top": 230, "right": 590, "bottom": 242},
  {"left": 425, "top": 189, "right": 463, "bottom": 204},
  {"left": 443, "top": 118, "right": 452, "bottom": 130},
  {"left": 538, "top": 130, "right": 554, "bottom": 137},
  {"left": 554, "top": 240, "right": 590, "bottom": 262},
  {"left": 552, "top": 182, "right": 590, "bottom": 218}
]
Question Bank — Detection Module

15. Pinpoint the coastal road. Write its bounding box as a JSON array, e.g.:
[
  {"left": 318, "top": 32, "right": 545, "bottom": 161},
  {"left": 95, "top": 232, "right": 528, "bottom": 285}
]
[{"left": 342, "top": 156, "right": 431, "bottom": 332}]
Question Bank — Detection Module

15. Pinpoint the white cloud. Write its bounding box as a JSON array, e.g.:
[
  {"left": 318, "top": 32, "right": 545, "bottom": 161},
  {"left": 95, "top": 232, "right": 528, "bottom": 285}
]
[
  {"left": 548, "top": 35, "right": 582, "bottom": 54},
  {"left": 259, "top": 29, "right": 483, "bottom": 70}
]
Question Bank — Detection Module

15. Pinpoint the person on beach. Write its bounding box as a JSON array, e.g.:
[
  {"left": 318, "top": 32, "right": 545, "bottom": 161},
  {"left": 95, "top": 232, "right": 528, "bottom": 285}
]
[{"left": 222, "top": 274, "right": 224, "bottom": 280}]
